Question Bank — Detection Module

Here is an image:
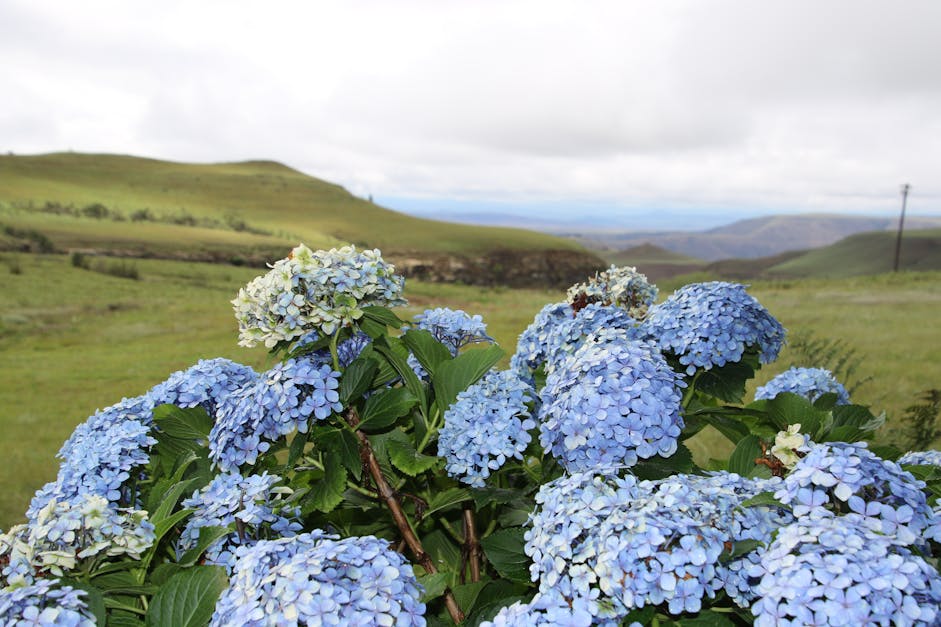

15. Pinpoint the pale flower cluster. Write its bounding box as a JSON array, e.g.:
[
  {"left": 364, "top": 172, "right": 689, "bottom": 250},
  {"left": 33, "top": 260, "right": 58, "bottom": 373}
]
[
  {"left": 770, "top": 424, "right": 809, "bottom": 469},
  {"left": 233, "top": 245, "right": 406, "bottom": 348}
]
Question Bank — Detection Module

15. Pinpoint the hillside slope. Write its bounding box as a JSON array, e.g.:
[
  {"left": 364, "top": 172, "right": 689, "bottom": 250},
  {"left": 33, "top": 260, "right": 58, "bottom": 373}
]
[
  {"left": 767, "top": 228, "right": 941, "bottom": 278},
  {"left": 0, "top": 152, "right": 605, "bottom": 286}
]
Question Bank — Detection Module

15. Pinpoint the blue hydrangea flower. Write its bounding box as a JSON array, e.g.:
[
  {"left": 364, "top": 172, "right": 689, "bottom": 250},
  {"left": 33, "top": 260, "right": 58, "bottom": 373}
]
[
  {"left": 524, "top": 471, "right": 790, "bottom": 620},
  {"left": 28, "top": 394, "right": 158, "bottom": 519},
  {"left": 151, "top": 358, "right": 258, "bottom": 415},
  {"left": 755, "top": 367, "right": 851, "bottom": 405},
  {"left": 438, "top": 370, "right": 536, "bottom": 487},
  {"left": 0, "top": 579, "right": 94, "bottom": 626},
  {"left": 751, "top": 510, "right": 941, "bottom": 626},
  {"left": 566, "top": 264, "right": 658, "bottom": 319},
  {"left": 209, "top": 357, "right": 342, "bottom": 471},
  {"left": 643, "top": 282, "right": 786, "bottom": 375},
  {"left": 899, "top": 450, "right": 941, "bottom": 467},
  {"left": 233, "top": 245, "right": 407, "bottom": 348},
  {"left": 482, "top": 587, "right": 619, "bottom": 627},
  {"left": 775, "top": 441, "right": 940, "bottom": 544},
  {"left": 295, "top": 330, "right": 371, "bottom": 368},
  {"left": 512, "top": 302, "right": 646, "bottom": 393},
  {"left": 538, "top": 334, "right": 684, "bottom": 472},
  {"left": 178, "top": 472, "right": 301, "bottom": 572},
  {"left": 210, "top": 531, "right": 426, "bottom": 626},
  {"left": 411, "top": 307, "right": 492, "bottom": 354}
]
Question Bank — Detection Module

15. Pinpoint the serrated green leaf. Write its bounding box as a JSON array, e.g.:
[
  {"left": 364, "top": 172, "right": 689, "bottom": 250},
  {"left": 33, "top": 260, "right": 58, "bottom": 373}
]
[
  {"left": 316, "top": 427, "right": 362, "bottom": 481},
  {"left": 360, "top": 387, "right": 418, "bottom": 432},
  {"left": 373, "top": 336, "right": 429, "bottom": 418},
  {"left": 741, "top": 491, "right": 786, "bottom": 508},
  {"left": 694, "top": 411, "right": 751, "bottom": 444},
  {"left": 145, "top": 566, "right": 228, "bottom": 627},
  {"left": 151, "top": 478, "right": 198, "bottom": 523},
  {"left": 450, "top": 581, "right": 487, "bottom": 618},
  {"left": 728, "top": 434, "right": 764, "bottom": 477},
  {"left": 433, "top": 344, "right": 505, "bottom": 413},
  {"left": 306, "top": 451, "right": 347, "bottom": 513},
  {"left": 692, "top": 356, "right": 757, "bottom": 403},
  {"left": 177, "top": 525, "right": 231, "bottom": 567},
  {"left": 417, "top": 572, "right": 452, "bottom": 603},
  {"left": 361, "top": 305, "right": 407, "bottom": 329},
  {"left": 286, "top": 430, "right": 309, "bottom": 468},
  {"left": 632, "top": 443, "right": 695, "bottom": 480},
  {"left": 480, "top": 528, "right": 530, "bottom": 584},
  {"left": 402, "top": 329, "right": 452, "bottom": 376},
  {"left": 339, "top": 357, "right": 379, "bottom": 405},
  {"left": 387, "top": 431, "right": 439, "bottom": 476},
  {"left": 472, "top": 487, "right": 529, "bottom": 509},
  {"left": 425, "top": 488, "right": 473, "bottom": 516},
  {"left": 153, "top": 404, "right": 213, "bottom": 440}
]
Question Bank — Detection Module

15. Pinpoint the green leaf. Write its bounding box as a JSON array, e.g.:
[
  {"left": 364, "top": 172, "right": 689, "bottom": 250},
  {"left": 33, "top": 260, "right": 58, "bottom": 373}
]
[
  {"left": 632, "top": 443, "right": 695, "bottom": 480},
  {"left": 480, "top": 527, "right": 531, "bottom": 584},
  {"left": 361, "top": 305, "right": 408, "bottom": 329},
  {"left": 690, "top": 411, "right": 751, "bottom": 444},
  {"left": 728, "top": 434, "right": 764, "bottom": 477},
  {"left": 153, "top": 404, "right": 213, "bottom": 441},
  {"left": 316, "top": 427, "right": 363, "bottom": 481},
  {"left": 305, "top": 451, "right": 347, "bottom": 513},
  {"left": 145, "top": 565, "right": 228, "bottom": 627},
  {"left": 151, "top": 478, "right": 198, "bottom": 524},
  {"left": 464, "top": 581, "right": 531, "bottom": 627},
  {"left": 360, "top": 387, "right": 418, "bottom": 432},
  {"left": 402, "top": 329, "right": 452, "bottom": 376},
  {"left": 720, "top": 538, "right": 762, "bottom": 562},
  {"left": 425, "top": 488, "right": 473, "bottom": 517},
  {"left": 372, "top": 336, "right": 429, "bottom": 418},
  {"left": 672, "top": 609, "right": 737, "bottom": 626},
  {"left": 423, "top": 530, "right": 462, "bottom": 576},
  {"left": 765, "top": 393, "right": 823, "bottom": 431},
  {"left": 417, "top": 572, "right": 451, "bottom": 603},
  {"left": 286, "top": 430, "right": 309, "bottom": 468},
  {"left": 433, "top": 344, "right": 505, "bottom": 414},
  {"left": 692, "top": 356, "right": 757, "bottom": 403},
  {"left": 177, "top": 525, "right": 231, "bottom": 568},
  {"left": 450, "top": 582, "right": 487, "bottom": 618},
  {"left": 741, "top": 491, "right": 786, "bottom": 508},
  {"left": 387, "top": 430, "right": 439, "bottom": 476},
  {"left": 339, "top": 357, "right": 379, "bottom": 405},
  {"left": 472, "top": 487, "right": 530, "bottom": 510}
]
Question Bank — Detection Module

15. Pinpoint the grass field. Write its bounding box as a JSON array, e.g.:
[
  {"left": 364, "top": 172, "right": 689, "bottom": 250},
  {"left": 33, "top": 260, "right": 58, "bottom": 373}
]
[{"left": 1, "top": 252, "right": 939, "bottom": 528}]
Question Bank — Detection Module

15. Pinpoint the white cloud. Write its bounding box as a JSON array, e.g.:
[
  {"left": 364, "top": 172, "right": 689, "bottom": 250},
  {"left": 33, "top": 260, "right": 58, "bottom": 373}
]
[{"left": 2, "top": 0, "right": 939, "bottom": 220}]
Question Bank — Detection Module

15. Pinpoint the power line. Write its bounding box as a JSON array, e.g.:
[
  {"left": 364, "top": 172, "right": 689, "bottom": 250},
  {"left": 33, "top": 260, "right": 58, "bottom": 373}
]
[{"left": 893, "top": 183, "right": 910, "bottom": 273}]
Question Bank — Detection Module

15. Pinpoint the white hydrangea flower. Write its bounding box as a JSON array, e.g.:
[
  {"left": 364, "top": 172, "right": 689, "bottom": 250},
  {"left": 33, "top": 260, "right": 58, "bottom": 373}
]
[{"left": 771, "top": 424, "right": 807, "bottom": 468}]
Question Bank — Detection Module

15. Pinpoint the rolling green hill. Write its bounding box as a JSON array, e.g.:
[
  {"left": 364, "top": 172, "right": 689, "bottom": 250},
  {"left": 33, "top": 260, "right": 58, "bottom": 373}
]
[
  {"left": 767, "top": 228, "right": 941, "bottom": 278},
  {"left": 0, "top": 152, "right": 604, "bottom": 285}
]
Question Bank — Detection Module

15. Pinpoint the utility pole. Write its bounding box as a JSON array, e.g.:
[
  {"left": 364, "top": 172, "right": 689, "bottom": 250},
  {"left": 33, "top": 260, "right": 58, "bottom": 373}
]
[{"left": 893, "top": 183, "right": 910, "bottom": 273}]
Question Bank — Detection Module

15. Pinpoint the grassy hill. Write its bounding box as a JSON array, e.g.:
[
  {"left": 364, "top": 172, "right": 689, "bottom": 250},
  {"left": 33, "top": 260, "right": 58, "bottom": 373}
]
[
  {"left": 767, "top": 228, "right": 941, "bottom": 278},
  {"left": 0, "top": 153, "right": 603, "bottom": 282},
  {"left": 606, "top": 243, "right": 706, "bottom": 282}
]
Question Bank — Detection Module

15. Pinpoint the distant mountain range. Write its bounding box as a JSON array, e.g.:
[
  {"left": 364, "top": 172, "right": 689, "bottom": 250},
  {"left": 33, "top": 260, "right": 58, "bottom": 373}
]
[{"left": 566, "top": 214, "right": 941, "bottom": 261}]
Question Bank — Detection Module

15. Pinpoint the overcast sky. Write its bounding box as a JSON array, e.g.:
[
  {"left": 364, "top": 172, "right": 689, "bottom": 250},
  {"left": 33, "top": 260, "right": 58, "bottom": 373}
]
[{"left": 2, "top": 0, "right": 939, "bottom": 226}]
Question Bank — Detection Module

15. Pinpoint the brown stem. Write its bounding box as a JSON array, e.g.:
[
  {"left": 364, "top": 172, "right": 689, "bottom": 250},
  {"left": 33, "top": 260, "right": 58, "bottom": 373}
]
[
  {"left": 462, "top": 505, "right": 481, "bottom": 583},
  {"left": 348, "top": 409, "right": 465, "bottom": 624}
]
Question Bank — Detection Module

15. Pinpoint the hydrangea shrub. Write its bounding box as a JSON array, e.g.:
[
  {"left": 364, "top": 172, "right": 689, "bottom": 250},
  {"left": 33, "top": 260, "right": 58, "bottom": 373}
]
[{"left": 2, "top": 244, "right": 939, "bottom": 626}]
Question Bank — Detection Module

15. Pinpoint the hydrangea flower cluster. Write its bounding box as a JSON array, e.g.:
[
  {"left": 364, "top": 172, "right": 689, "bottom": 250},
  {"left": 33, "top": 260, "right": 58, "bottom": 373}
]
[
  {"left": 151, "top": 358, "right": 258, "bottom": 415},
  {"left": 899, "top": 450, "right": 941, "bottom": 467},
  {"left": 524, "top": 471, "right": 790, "bottom": 621},
  {"left": 755, "top": 366, "right": 851, "bottom": 405},
  {"left": 642, "top": 281, "right": 786, "bottom": 375},
  {"left": 2, "top": 494, "right": 154, "bottom": 586},
  {"left": 512, "top": 303, "right": 642, "bottom": 384},
  {"left": 566, "top": 264, "right": 658, "bottom": 319},
  {"left": 232, "top": 244, "right": 407, "bottom": 348},
  {"left": 774, "top": 441, "right": 940, "bottom": 543},
  {"left": 177, "top": 472, "right": 301, "bottom": 572},
  {"left": 209, "top": 357, "right": 342, "bottom": 471},
  {"left": 510, "top": 302, "right": 573, "bottom": 381},
  {"left": 0, "top": 579, "right": 94, "bottom": 626},
  {"left": 295, "top": 330, "right": 372, "bottom": 368},
  {"left": 538, "top": 334, "right": 684, "bottom": 472},
  {"left": 210, "top": 531, "right": 426, "bottom": 626},
  {"left": 438, "top": 370, "right": 535, "bottom": 487},
  {"left": 28, "top": 395, "right": 158, "bottom": 520},
  {"left": 751, "top": 511, "right": 941, "bottom": 626},
  {"left": 411, "top": 308, "right": 492, "bottom": 354},
  {"left": 482, "top": 587, "right": 618, "bottom": 627}
]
